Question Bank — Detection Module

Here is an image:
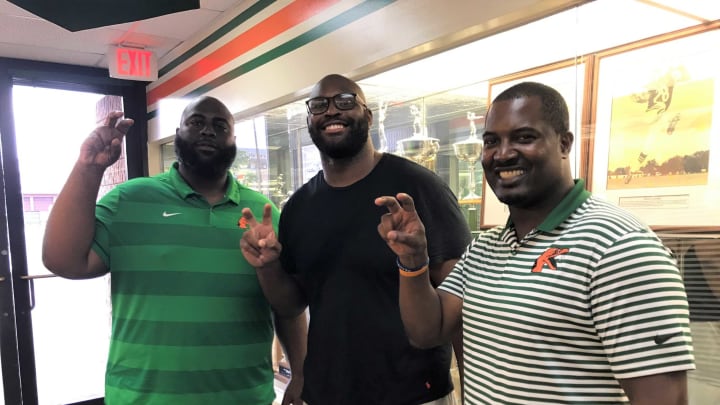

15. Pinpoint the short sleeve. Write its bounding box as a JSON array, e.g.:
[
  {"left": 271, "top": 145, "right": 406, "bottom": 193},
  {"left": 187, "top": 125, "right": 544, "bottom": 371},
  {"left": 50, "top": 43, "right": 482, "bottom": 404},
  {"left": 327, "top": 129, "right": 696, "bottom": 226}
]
[
  {"left": 92, "top": 186, "right": 122, "bottom": 267},
  {"left": 590, "top": 231, "right": 695, "bottom": 379}
]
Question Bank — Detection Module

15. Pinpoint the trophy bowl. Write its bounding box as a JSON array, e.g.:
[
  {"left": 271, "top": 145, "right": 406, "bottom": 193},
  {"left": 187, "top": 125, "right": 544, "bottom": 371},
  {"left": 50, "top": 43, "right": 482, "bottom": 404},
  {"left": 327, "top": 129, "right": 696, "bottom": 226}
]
[
  {"left": 453, "top": 138, "right": 482, "bottom": 201},
  {"left": 452, "top": 140, "right": 482, "bottom": 162},
  {"left": 398, "top": 137, "right": 440, "bottom": 166}
]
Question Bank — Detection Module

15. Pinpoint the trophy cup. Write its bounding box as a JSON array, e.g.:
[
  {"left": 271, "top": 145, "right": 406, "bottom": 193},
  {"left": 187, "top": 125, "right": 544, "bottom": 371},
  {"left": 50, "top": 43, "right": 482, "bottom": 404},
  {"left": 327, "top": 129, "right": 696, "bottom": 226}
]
[
  {"left": 377, "top": 99, "right": 389, "bottom": 152},
  {"left": 453, "top": 112, "right": 483, "bottom": 200},
  {"left": 397, "top": 104, "right": 440, "bottom": 171}
]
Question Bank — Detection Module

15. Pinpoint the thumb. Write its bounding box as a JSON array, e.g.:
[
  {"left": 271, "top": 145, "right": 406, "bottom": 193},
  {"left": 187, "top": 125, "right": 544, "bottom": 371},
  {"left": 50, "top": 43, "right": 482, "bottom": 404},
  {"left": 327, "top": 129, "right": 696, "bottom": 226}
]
[{"left": 116, "top": 118, "right": 134, "bottom": 134}]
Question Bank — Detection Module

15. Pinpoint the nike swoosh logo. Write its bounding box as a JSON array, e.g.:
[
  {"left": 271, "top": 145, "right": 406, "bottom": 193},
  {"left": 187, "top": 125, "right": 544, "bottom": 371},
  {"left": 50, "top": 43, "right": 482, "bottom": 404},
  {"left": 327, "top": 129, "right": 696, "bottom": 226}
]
[
  {"left": 654, "top": 332, "right": 677, "bottom": 345},
  {"left": 162, "top": 212, "right": 182, "bottom": 217}
]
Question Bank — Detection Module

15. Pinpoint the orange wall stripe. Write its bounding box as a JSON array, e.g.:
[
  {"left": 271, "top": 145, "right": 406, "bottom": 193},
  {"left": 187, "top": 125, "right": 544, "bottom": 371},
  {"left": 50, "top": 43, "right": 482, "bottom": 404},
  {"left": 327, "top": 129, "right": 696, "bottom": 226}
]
[{"left": 147, "top": 0, "right": 340, "bottom": 106}]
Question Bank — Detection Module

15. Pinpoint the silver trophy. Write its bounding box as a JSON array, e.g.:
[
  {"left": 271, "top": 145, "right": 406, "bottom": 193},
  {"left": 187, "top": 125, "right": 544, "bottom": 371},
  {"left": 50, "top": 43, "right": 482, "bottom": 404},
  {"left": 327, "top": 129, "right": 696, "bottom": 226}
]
[
  {"left": 377, "top": 99, "right": 389, "bottom": 152},
  {"left": 398, "top": 104, "right": 440, "bottom": 171},
  {"left": 453, "top": 112, "right": 483, "bottom": 200}
]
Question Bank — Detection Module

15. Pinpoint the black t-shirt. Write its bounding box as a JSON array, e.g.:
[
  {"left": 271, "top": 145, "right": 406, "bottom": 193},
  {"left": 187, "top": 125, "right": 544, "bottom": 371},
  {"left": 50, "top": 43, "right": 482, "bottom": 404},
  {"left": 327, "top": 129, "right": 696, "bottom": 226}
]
[{"left": 279, "top": 153, "right": 472, "bottom": 405}]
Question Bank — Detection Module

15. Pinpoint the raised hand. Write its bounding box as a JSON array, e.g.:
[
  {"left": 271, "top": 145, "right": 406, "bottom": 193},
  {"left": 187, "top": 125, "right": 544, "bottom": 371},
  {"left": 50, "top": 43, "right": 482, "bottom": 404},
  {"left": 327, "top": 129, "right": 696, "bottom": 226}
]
[
  {"left": 240, "top": 203, "right": 281, "bottom": 268},
  {"left": 375, "top": 193, "right": 428, "bottom": 266},
  {"left": 79, "top": 111, "right": 134, "bottom": 169}
]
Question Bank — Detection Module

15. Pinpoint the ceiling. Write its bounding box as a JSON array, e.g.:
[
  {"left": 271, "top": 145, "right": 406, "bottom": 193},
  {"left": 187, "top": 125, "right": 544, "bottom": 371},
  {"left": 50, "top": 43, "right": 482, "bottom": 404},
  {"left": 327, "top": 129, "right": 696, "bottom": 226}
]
[
  {"left": 2, "top": 0, "right": 718, "bottom": 79},
  {"left": 0, "top": 0, "right": 248, "bottom": 68}
]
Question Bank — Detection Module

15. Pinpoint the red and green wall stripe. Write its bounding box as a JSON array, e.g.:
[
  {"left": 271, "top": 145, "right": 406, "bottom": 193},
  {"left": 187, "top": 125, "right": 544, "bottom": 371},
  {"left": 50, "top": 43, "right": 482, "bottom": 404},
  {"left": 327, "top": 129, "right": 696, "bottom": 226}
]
[{"left": 147, "top": 0, "right": 395, "bottom": 120}]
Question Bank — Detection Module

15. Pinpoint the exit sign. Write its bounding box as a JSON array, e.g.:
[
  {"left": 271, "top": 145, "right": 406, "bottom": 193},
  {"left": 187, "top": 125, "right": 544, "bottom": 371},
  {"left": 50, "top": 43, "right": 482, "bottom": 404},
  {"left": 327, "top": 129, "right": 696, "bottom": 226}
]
[{"left": 108, "top": 46, "right": 158, "bottom": 81}]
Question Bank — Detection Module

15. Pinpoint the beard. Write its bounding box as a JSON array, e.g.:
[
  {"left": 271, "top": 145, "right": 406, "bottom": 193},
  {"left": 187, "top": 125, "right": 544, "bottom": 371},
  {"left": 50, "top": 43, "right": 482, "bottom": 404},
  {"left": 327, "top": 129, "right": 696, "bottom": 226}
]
[
  {"left": 174, "top": 135, "right": 237, "bottom": 179},
  {"left": 308, "top": 117, "right": 369, "bottom": 159}
]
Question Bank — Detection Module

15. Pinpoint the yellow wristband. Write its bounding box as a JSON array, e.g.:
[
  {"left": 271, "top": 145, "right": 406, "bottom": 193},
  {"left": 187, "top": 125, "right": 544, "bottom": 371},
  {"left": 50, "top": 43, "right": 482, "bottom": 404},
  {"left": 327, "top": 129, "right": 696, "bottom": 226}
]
[{"left": 398, "top": 265, "right": 428, "bottom": 277}]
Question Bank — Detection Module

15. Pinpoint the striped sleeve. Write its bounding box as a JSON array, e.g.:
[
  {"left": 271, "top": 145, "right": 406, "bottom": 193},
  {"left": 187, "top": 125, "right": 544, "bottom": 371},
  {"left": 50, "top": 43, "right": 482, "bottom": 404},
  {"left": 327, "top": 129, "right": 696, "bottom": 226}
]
[
  {"left": 439, "top": 237, "right": 477, "bottom": 298},
  {"left": 590, "top": 230, "right": 695, "bottom": 379}
]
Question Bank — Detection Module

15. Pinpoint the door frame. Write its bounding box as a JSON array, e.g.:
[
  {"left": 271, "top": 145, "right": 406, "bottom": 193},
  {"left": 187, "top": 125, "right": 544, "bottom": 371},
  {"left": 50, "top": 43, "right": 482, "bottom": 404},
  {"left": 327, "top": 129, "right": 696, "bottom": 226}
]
[{"left": 0, "top": 57, "right": 147, "bottom": 405}]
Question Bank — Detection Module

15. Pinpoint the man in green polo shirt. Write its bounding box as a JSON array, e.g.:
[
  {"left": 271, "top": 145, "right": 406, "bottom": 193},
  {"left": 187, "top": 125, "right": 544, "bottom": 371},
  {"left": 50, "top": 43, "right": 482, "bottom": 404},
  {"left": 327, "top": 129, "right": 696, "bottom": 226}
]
[
  {"left": 42, "top": 96, "right": 306, "bottom": 405},
  {"left": 376, "top": 82, "right": 695, "bottom": 404}
]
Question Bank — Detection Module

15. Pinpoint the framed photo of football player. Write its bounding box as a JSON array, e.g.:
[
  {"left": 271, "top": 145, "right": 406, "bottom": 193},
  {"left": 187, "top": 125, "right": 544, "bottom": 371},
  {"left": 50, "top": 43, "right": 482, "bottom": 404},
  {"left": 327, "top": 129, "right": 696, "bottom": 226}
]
[{"left": 590, "top": 30, "right": 720, "bottom": 226}]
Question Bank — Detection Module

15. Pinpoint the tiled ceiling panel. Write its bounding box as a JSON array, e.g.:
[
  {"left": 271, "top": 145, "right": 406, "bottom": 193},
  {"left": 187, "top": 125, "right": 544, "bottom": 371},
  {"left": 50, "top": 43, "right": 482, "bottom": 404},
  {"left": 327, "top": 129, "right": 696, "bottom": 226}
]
[{"left": 0, "top": 0, "right": 247, "bottom": 68}]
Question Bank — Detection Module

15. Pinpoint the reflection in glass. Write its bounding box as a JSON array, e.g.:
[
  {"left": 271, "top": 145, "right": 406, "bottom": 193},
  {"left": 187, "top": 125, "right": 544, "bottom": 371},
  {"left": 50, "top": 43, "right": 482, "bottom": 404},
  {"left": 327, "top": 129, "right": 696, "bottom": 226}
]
[{"left": 660, "top": 233, "right": 720, "bottom": 400}]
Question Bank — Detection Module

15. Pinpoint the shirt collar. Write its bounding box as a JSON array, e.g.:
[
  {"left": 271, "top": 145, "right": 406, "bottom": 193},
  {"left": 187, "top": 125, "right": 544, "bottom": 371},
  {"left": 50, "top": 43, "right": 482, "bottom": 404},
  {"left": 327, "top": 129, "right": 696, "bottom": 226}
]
[
  {"left": 168, "top": 162, "right": 240, "bottom": 205},
  {"left": 500, "top": 179, "right": 590, "bottom": 237},
  {"left": 537, "top": 179, "right": 590, "bottom": 232}
]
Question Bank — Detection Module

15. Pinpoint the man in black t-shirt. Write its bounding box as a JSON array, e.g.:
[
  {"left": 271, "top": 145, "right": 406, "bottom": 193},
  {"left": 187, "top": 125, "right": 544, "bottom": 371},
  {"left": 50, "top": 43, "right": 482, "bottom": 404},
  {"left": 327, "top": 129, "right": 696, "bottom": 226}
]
[{"left": 240, "top": 74, "right": 471, "bottom": 405}]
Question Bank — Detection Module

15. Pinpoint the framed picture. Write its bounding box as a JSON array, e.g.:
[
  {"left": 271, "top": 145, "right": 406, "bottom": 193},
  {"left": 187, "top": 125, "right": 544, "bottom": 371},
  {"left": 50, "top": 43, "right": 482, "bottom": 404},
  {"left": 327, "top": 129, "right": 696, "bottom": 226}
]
[
  {"left": 482, "top": 62, "right": 587, "bottom": 226},
  {"left": 591, "top": 30, "right": 720, "bottom": 226}
]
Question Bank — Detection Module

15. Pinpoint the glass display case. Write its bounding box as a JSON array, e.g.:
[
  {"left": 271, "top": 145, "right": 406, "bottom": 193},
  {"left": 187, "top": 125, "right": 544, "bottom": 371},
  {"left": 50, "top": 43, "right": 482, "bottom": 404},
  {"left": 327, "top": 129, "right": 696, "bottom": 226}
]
[
  {"left": 154, "top": 4, "right": 720, "bottom": 401},
  {"left": 157, "top": 2, "right": 720, "bottom": 236},
  {"left": 656, "top": 229, "right": 720, "bottom": 399},
  {"left": 184, "top": 81, "right": 492, "bottom": 230}
]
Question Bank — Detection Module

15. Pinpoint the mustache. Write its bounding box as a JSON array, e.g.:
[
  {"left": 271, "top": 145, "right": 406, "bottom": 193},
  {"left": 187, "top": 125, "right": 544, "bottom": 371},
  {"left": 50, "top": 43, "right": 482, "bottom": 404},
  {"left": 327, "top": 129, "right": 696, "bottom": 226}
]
[{"left": 194, "top": 140, "right": 219, "bottom": 147}]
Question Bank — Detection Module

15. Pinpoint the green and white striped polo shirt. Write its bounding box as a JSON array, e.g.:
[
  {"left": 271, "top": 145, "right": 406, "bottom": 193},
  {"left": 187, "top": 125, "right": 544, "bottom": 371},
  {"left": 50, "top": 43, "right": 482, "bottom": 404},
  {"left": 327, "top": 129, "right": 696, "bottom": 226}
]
[
  {"left": 440, "top": 180, "right": 695, "bottom": 404},
  {"left": 93, "top": 163, "right": 278, "bottom": 405}
]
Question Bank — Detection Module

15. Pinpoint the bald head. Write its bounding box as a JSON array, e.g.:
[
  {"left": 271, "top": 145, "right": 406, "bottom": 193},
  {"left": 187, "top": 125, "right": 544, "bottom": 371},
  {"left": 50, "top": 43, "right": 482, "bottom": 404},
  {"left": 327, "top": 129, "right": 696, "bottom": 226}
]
[
  {"left": 311, "top": 74, "right": 367, "bottom": 104},
  {"left": 180, "top": 96, "right": 233, "bottom": 127}
]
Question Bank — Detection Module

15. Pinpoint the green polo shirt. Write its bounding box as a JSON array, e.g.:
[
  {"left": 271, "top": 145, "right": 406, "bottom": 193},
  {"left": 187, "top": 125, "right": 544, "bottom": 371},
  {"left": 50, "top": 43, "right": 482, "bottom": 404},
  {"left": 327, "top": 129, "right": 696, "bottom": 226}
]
[
  {"left": 93, "top": 163, "right": 278, "bottom": 405},
  {"left": 440, "top": 179, "right": 694, "bottom": 404}
]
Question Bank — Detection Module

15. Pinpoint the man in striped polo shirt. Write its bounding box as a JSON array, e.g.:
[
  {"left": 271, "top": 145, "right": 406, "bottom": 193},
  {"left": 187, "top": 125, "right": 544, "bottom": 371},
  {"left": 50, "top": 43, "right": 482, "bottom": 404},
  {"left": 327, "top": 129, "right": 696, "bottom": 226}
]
[
  {"left": 376, "top": 82, "right": 695, "bottom": 404},
  {"left": 43, "top": 97, "right": 306, "bottom": 404}
]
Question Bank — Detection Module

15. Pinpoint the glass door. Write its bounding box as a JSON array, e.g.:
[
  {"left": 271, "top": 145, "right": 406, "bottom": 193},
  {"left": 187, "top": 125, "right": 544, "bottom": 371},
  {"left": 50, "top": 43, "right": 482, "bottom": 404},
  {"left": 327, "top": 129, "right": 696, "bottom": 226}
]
[
  {"left": 0, "top": 123, "right": 22, "bottom": 404},
  {"left": 0, "top": 57, "right": 146, "bottom": 405},
  {"left": 10, "top": 86, "right": 125, "bottom": 404}
]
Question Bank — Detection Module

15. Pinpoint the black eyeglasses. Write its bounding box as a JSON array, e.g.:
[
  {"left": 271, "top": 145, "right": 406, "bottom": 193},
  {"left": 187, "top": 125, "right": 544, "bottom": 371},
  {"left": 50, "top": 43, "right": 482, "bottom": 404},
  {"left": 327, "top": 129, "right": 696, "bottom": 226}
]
[{"left": 305, "top": 93, "right": 366, "bottom": 115}]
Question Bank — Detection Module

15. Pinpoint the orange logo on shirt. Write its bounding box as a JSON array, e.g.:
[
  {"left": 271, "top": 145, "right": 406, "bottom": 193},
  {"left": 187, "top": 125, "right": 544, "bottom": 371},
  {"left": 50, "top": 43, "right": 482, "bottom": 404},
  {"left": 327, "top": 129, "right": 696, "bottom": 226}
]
[
  {"left": 532, "top": 247, "right": 569, "bottom": 273},
  {"left": 238, "top": 217, "right": 248, "bottom": 229}
]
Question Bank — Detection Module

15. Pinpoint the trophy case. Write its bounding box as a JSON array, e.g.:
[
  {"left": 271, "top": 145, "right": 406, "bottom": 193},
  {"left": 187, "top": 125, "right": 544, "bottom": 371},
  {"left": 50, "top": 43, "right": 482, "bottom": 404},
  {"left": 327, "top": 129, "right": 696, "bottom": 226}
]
[
  {"left": 375, "top": 82, "right": 488, "bottom": 231},
  {"left": 247, "top": 81, "right": 490, "bottom": 232}
]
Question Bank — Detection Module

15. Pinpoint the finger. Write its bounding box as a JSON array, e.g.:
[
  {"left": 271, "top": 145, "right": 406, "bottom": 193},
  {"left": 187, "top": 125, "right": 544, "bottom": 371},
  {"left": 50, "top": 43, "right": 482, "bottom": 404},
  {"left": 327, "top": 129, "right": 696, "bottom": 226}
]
[
  {"left": 261, "top": 203, "right": 273, "bottom": 226},
  {"left": 115, "top": 118, "right": 134, "bottom": 134},
  {"left": 242, "top": 233, "right": 265, "bottom": 255},
  {"left": 103, "top": 111, "right": 124, "bottom": 128},
  {"left": 377, "top": 222, "right": 393, "bottom": 242},
  {"left": 240, "top": 231, "right": 258, "bottom": 247},
  {"left": 108, "top": 138, "right": 123, "bottom": 162},
  {"left": 90, "top": 127, "right": 116, "bottom": 149},
  {"left": 240, "top": 240, "right": 260, "bottom": 258},
  {"left": 374, "top": 196, "right": 401, "bottom": 214},
  {"left": 378, "top": 212, "right": 395, "bottom": 233},
  {"left": 395, "top": 193, "right": 417, "bottom": 213},
  {"left": 241, "top": 207, "right": 259, "bottom": 227},
  {"left": 259, "top": 237, "right": 279, "bottom": 250},
  {"left": 239, "top": 237, "right": 254, "bottom": 252},
  {"left": 387, "top": 231, "right": 423, "bottom": 247}
]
